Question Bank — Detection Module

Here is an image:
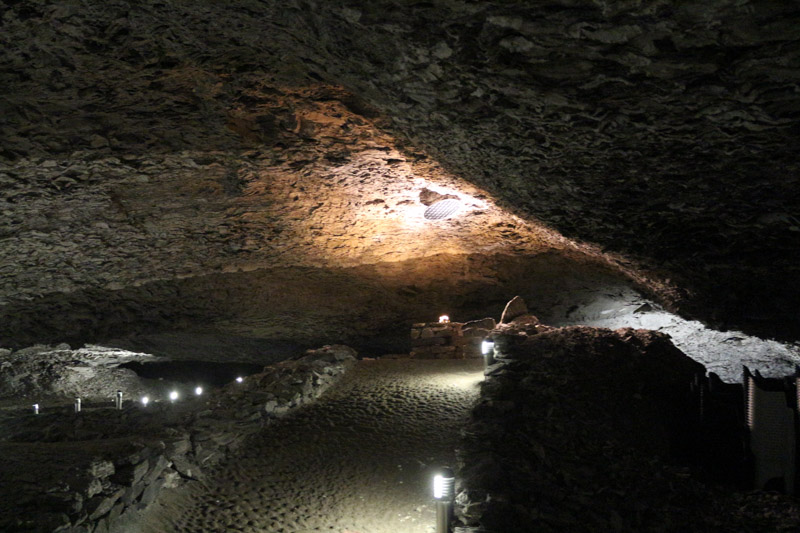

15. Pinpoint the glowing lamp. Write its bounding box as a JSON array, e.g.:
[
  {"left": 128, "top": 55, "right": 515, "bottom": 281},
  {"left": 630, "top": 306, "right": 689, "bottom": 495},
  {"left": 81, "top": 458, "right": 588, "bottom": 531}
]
[
  {"left": 141, "top": 396, "right": 150, "bottom": 406},
  {"left": 195, "top": 386, "right": 203, "bottom": 396},
  {"left": 169, "top": 390, "right": 179, "bottom": 402},
  {"left": 33, "top": 403, "right": 39, "bottom": 415},
  {"left": 115, "top": 390, "right": 123, "bottom": 410},
  {"left": 236, "top": 376, "right": 244, "bottom": 383},
  {"left": 74, "top": 397, "right": 81, "bottom": 413},
  {"left": 433, "top": 467, "right": 455, "bottom": 500},
  {"left": 482, "top": 339, "right": 495, "bottom": 373},
  {"left": 433, "top": 467, "right": 455, "bottom": 533},
  {"left": 439, "top": 315, "right": 450, "bottom": 324}
]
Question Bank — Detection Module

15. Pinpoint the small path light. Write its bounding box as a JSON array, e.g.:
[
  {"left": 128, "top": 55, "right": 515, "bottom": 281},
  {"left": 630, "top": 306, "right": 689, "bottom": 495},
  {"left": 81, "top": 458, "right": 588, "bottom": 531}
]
[
  {"left": 439, "top": 315, "right": 450, "bottom": 324},
  {"left": 433, "top": 466, "right": 455, "bottom": 533},
  {"left": 481, "top": 340, "right": 495, "bottom": 371},
  {"left": 236, "top": 376, "right": 244, "bottom": 383},
  {"left": 169, "top": 390, "right": 179, "bottom": 402},
  {"left": 115, "top": 390, "right": 123, "bottom": 410},
  {"left": 33, "top": 404, "right": 39, "bottom": 415},
  {"left": 141, "top": 396, "right": 150, "bottom": 407},
  {"left": 195, "top": 386, "right": 203, "bottom": 396},
  {"left": 74, "top": 397, "right": 81, "bottom": 413}
]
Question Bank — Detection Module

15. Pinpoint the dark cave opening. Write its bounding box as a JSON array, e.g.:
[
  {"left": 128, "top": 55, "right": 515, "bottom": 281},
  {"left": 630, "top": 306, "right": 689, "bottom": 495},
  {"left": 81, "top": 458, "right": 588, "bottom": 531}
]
[{"left": 117, "top": 360, "right": 266, "bottom": 388}]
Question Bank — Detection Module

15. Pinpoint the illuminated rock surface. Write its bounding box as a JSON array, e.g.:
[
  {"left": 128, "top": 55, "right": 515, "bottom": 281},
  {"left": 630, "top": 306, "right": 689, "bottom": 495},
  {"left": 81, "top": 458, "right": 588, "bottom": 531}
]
[{"left": 1, "top": 0, "right": 799, "bottom": 345}]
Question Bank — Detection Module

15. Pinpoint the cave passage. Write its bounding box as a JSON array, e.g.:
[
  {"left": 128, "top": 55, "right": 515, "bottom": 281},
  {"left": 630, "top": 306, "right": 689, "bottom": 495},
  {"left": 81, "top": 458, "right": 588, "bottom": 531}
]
[
  {"left": 135, "top": 358, "right": 483, "bottom": 533},
  {"left": 118, "top": 360, "right": 266, "bottom": 388}
]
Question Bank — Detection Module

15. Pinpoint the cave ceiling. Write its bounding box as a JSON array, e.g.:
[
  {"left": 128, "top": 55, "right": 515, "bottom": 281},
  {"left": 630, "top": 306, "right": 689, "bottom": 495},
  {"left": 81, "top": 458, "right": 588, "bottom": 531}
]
[{"left": 1, "top": 0, "right": 799, "bottom": 346}]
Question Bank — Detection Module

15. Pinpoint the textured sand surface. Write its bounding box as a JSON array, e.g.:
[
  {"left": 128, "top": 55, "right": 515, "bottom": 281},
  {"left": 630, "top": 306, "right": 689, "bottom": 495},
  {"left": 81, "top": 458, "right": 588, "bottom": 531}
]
[{"left": 133, "top": 359, "right": 483, "bottom": 533}]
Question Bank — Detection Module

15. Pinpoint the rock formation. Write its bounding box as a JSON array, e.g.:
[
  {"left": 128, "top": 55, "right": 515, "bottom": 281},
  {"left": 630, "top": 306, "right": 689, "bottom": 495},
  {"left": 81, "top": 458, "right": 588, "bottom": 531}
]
[{"left": 1, "top": 0, "right": 799, "bottom": 348}]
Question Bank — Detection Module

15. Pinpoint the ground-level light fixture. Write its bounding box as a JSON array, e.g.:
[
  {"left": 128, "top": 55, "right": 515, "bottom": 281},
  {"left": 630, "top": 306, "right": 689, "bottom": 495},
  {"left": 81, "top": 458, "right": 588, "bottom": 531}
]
[
  {"left": 74, "top": 397, "right": 81, "bottom": 413},
  {"left": 141, "top": 396, "right": 150, "bottom": 406},
  {"left": 195, "top": 386, "right": 203, "bottom": 396},
  {"left": 115, "top": 390, "right": 123, "bottom": 410},
  {"left": 433, "top": 466, "right": 455, "bottom": 533},
  {"left": 32, "top": 403, "right": 39, "bottom": 415},
  {"left": 439, "top": 315, "right": 450, "bottom": 324},
  {"left": 169, "top": 390, "right": 179, "bottom": 402},
  {"left": 481, "top": 339, "right": 495, "bottom": 371},
  {"left": 236, "top": 376, "right": 244, "bottom": 383}
]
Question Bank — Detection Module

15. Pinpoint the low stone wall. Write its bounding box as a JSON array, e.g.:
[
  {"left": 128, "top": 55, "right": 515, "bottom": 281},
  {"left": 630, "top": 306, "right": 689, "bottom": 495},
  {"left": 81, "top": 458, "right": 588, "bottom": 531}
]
[
  {"left": 0, "top": 346, "right": 356, "bottom": 533},
  {"left": 409, "top": 318, "right": 495, "bottom": 359}
]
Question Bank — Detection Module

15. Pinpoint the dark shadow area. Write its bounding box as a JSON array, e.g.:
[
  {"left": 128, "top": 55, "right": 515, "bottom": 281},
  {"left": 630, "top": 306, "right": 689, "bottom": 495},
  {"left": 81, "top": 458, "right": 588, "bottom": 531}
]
[
  {"left": 0, "top": 252, "right": 636, "bottom": 352},
  {"left": 118, "top": 360, "right": 265, "bottom": 388}
]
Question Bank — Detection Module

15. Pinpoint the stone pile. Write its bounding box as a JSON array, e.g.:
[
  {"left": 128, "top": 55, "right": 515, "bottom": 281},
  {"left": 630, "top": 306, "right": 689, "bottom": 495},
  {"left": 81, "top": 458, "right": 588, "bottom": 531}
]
[
  {"left": 410, "top": 318, "right": 495, "bottom": 359},
  {"left": 0, "top": 345, "right": 356, "bottom": 533}
]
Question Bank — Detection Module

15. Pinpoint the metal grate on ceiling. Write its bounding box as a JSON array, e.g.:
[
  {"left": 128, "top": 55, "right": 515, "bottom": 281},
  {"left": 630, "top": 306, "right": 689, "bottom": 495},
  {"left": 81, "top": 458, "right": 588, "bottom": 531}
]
[{"left": 424, "top": 199, "right": 462, "bottom": 220}]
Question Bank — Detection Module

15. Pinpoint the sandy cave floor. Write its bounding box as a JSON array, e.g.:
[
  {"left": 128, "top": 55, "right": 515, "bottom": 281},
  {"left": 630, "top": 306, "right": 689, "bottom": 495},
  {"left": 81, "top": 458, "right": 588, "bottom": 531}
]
[{"left": 128, "top": 358, "right": 484, "bottom": 533}]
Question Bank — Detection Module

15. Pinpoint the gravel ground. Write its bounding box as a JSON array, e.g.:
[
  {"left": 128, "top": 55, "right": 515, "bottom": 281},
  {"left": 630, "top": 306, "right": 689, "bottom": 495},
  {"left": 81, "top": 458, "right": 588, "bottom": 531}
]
[{"left": 132, "top": 358, "right": 484, "bottom": 533}]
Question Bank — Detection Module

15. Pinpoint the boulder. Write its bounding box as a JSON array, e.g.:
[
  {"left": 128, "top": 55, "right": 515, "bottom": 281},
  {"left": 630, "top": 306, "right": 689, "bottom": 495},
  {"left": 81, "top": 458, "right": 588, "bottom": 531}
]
[{"left": 500, "top": 296, "right": 528, "bottom": 323}]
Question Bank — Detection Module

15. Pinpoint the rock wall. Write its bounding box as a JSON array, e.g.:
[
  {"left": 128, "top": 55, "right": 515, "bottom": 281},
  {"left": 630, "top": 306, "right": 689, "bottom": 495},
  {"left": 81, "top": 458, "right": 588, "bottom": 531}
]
[
  {"left": 0, "top": 251, "right": 644, "bottom": 351},
  {"left": 1, "top": 0, "right": 798, "bottom": 341},
  {"left": 456, "top": 325, "right": 800, "bottom": 532}
]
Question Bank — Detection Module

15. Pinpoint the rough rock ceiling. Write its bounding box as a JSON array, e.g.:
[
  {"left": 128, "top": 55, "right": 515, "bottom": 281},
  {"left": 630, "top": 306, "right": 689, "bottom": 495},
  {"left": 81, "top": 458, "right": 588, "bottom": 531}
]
[{"left": 1, "top": 0, "right": 799, "bottom": 346}]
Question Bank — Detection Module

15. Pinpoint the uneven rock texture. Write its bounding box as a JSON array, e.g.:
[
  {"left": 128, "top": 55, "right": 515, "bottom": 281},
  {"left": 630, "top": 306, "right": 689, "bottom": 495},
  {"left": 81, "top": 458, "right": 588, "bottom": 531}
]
[
  {"left": 0, "top": 344, "right": 155, "bottom": 401},
  {"left": 1, "top": 250, "right": 640, "bottom": 351},
  {"left": 291, "top": 0, "right": 800, "bottom": 338},
  {"left": 0, "top": 347, "right": 355, "bottom": 532},
  {"left": 1, "top": 0, "right": 799, "bottom": 346},
  {"left": 457, "top": 326, "right": 800, "bottom": 532}
]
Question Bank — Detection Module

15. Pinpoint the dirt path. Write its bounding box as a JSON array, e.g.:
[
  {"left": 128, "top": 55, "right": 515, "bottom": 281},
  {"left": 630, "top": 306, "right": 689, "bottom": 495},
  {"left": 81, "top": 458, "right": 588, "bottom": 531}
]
[{"left": 133, "top": 358, "right": 483, "bottom": 533}]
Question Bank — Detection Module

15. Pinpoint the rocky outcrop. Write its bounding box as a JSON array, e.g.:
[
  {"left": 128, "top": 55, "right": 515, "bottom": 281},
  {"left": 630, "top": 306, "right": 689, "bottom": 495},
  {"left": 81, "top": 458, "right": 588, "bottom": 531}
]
[
  {"left": 499, "top": 295, "right": 528, "bottom": 324},
  {"left": 0, "top": 344, "right": 156, "bottom": 400},
  {"left": 1, "top": 0, "right": 798, "bottom": 345},
  {"left": 455, "top": 326, "right": 800, "bottom": 531},
  {"left": 0, "top": 347, "right": 355, "bottom": 533}
]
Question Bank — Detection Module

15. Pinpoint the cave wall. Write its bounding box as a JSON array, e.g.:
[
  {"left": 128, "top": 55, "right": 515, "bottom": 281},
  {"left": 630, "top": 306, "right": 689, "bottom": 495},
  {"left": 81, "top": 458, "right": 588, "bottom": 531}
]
[
  {"left": 283, "top": 0, "right": 800, "bottom": 337},
  {"left": 2, "top": 0, "right": 799, "bottom": 345}
]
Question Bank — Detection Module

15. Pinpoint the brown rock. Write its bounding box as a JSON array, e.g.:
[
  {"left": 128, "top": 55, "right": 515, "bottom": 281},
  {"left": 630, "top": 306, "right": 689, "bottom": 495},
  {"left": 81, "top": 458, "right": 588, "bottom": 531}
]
[
  {"left": 463, "top": 326, "right": 490, "bottom": 338},
  {"left": 500, "top": 296, "right": 528, "bottom": 323},
  {"left": 465, "top": 318, "right": 497, "bottom": 330},
  {"left": 411, "top": 337, "right": 447, "bottom": 347}
]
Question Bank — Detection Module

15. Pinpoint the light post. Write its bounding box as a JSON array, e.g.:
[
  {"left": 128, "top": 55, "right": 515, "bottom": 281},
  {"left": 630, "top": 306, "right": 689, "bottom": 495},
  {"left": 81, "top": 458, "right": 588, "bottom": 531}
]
[
  {"left": 74, "top": 397, "right": 81, "bottom": 413},
  {"left": 115, "top": 390, "right": 123, "bottom": 410},
  {"left": 33, "top": 403, "right": 39, "bottom": 415},
  {"left": 433, "top": 467, "right": 455, "bottom": 533},
  {"left": 481, "top": 340, "right": 495, "bottom": 372}
]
